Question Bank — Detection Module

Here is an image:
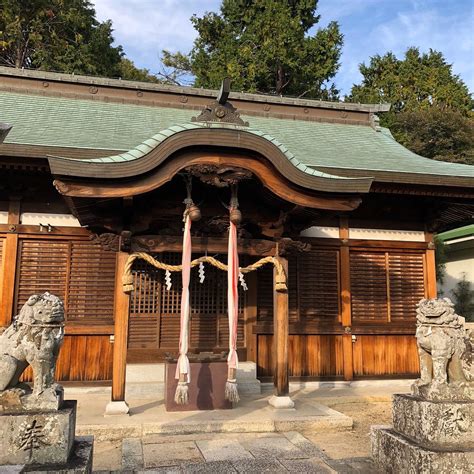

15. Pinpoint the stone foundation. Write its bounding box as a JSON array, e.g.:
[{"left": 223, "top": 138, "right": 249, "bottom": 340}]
[
  {"left": 0, "top": 401, "right": 93, "bottom": 473},
  {"left": 392, "top": 394, "right": 473, "bottom": 450},
  {"left": 372, "top": 426, "right": 473, "bottom": 474},
  {"left": 19, "top": 436, "right": 93, "bottom": 473},
  {"left": 0, "top": 401, "right": 77, "bottom": 465},
  {"left": 372, "top": 394, "right": 474, "bottom": 473}
]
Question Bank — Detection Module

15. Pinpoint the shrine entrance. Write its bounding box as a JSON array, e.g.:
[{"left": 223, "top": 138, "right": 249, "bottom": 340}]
[{"left": 128, "top": 252, "right": 246, "bottom": 362}]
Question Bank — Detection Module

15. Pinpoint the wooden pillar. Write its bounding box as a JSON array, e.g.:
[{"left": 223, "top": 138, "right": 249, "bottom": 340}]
[
  {"left": 273, "top": 256, "right": 289, "bottom": 397},
  {"left": 108, "top": 251, "right": 130, "bottom": 414},
  {"left": 339, "top": 216, "right": 354, "bottom": 381},
  {"left": 0, "top": 200, "right": 20, "bottom": 327},
  {"left": 425, "top": 231, "right": 437, "bottom": 298}
]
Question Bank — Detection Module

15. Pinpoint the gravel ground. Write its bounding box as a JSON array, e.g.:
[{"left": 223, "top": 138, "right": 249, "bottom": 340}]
[{"left": 303, "top": 400, "right": 392, "bottom": 459}]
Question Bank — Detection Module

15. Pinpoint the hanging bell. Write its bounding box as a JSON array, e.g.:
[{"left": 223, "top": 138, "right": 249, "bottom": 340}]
[
  {"left": 188, "top": 204, "right": 201, "bottom": 222},
  {"left": 229, "top": 208, "right": 242, "bottom": 225}
]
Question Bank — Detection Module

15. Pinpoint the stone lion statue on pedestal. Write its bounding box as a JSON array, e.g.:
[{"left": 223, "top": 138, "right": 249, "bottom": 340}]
[
  {"left": 413, "top": 298, "right": 473, "bottom": 401},
  {"left": 0, "top": 292, "right": 65, "bottom": 410}
]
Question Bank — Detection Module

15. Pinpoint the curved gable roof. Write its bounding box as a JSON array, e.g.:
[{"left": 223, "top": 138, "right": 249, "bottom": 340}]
[{"left": 48, "top": 122, "right": 373, "bottom": 194}]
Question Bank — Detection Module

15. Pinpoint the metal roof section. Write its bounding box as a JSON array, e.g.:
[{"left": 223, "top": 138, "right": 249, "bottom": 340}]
[
  {"left": 1, "top": 89, "right": 473, "bottom": 188},
  {"left": 0, "top": 66, "right": 390, "bottom": 113},
  {"left": 47, "top": 122, "right": 374, "bottom": 194}
]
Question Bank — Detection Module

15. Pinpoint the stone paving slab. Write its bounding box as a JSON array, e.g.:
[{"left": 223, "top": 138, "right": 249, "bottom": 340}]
[
  {"left": 232, "top": 458, "right": 288, "bottom": 473},
  {"left": 195, "top": 439, "right": 254, "bottom": 462},
  {"left": 113, "top": 431, "right": 379, "bottom": 473},
  {"left": 240, "top": 436, "right": 308, "bottom": 460},
  {"left": 182, "top": 461, "right": 237, "bottom": 473},
  {"left": 279, "top": 458, "right": 337, "bottom": 473},
  {"left": 143, "top": 441, "right": 203, "bottom": 468}
]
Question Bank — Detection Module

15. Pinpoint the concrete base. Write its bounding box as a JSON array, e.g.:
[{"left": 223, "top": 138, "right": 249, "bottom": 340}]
[
  {"left": 0, "top": 400, "right": 76, "bottom": 465},
  {"left": 268, "top": 395, "right": 295, "bottom": 409},
  {"left": 104, "top": 400, "right": 130, "bottom": 416},
  {"left": 20, "top": 436, "right": 93, "bottom": 473},
  {"left": 372, "top": 426, "right": 473, "bottom": 474},
  {"left": 392, "top": 394, "right": 473, "bottom": 450}
]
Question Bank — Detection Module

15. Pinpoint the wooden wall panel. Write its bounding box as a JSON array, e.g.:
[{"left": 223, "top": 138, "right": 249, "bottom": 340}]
[
  {"left": 350, "top": 250, "right": 425, "bottom": 325},
  {"left": 67, "top": 241, "right": 116, "bottom": 323},
  {"left": 350, "top": 252, "right": 388, "bottom": 322},
  {"left": 257, "top": 334, "right": 344, "bottom": 378},
  {"left": 388, "top": 253, "right": 425, "bottom": 321},
  {"left": 299, "top": 249, "right": 340, "bottom": 322},
  {"left": 352, "top": 335, "right": 420, "bottom": 376},
  {"left": 14, "top": 238, "right": 115, "bottom": 324},
  {"left": 21, "top": 335, "right": 113, "bottom": 382}
]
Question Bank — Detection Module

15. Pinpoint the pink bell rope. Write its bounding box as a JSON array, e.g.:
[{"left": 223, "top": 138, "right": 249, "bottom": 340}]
[
  {"left": 174, "top": 212, "right": 192, "bottom": 404},
  {"left": 225, "top": 212, "right": 240, "bottom": 403}
]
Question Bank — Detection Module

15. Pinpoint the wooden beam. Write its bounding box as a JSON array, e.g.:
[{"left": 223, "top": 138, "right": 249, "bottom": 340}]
[
  {"left": 339, "top": 216, "right": 354, "bottom": 381},
  {"left": 132, "top": 235, "right": 277, "bottom": 256},
  {"left": 0, "top": 200, "right": 21, "bottom": 327},
  {"left": 273, "top": 256, "right": 289, "bottom": 396},
  {"left": 7, "top": 200, "right": 20, "bottom": 225},
  {"left": 0, "top": 233, "right": 18, "bottom": 327},
  {"left": 53, "top": 151, "right": 365, "bottom": 211},
  {"left": 111, "top": 251, "right": 130, "bottom": 402},
  {"left": 425, "top": 231, "right": 437, "bottom": 298}
]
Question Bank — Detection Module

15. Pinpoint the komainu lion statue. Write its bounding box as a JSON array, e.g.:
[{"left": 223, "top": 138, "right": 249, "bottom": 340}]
[
  {"left": 413, "top": 297, "right": 473, "bottom": 400},
  {"left": 0, "top": 292, "right": 65, "bottom": 410}
]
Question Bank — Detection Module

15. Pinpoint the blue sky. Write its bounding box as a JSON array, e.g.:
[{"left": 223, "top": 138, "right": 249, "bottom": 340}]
[{"left": 94, "top": 0, "right": 473, "bottom": 95}]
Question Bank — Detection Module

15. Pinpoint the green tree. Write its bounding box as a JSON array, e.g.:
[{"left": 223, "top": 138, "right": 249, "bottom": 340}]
[
  {"left": 0, "top": 0, "right": 156, "bottom": 82},
  {"left": 118, "top": 58, "right": 160, "bottom": 83},
  {"left": 349, "top": 48, "right": 472, "bottom": 114},
  {"left": 162, "top": 0, "right": 343, "bottom": 98},
  {"left": 348, "top": 48, "right": 473, "bottom": 164},
  {"left": 451, "top": 273, "right": 474, "bottom": 322},
  {"left": 391, "top": 107, "right": 474, "bottom": 165}
]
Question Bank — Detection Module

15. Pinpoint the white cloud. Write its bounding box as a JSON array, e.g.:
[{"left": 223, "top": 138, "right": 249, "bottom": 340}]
[
  {"left": 93, "top": 0, "right": 220, "bottom": 71},
  {"left": 92, "top": 0, "right": 473, "bottom": 94}
]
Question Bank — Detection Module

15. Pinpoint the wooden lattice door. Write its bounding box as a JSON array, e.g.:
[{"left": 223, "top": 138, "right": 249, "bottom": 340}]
[{"left": 128, "top": 253, "right": 245, "bottom": 358}]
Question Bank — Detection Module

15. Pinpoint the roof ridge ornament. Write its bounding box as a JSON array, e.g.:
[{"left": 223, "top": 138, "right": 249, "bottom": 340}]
[
  {"left": 192, "top": 78, "right": 249, "bottom": 126},
  {"left": 0, "top": 122, "right": 12, "bottom": 143}
]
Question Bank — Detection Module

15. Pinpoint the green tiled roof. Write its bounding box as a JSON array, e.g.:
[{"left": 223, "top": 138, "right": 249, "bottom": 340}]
[
  {"left": 1, "top": 90, "right": 473, "bottom": 180},
  {"left": 50, "top": 121, "right": 348, "bottom": 181},
  {"left": 436, "top": 224, "right": 474, "bottom": 242}
]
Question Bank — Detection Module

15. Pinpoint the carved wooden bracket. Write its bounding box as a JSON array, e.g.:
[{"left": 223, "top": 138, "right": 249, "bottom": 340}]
[
  {"left": 277, "top": 238, "right": 311, "bottom": 256},
  {"left": 186, "top": 165, "right": 252, "bottom": 188},
  {"left": 89, "top": 232, "right": 120, "bottom": 252}
]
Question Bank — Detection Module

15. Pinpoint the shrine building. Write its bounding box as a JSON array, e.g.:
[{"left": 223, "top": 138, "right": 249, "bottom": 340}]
[{"left": 0, "top": 67, "right": 473, "bottom": 406}]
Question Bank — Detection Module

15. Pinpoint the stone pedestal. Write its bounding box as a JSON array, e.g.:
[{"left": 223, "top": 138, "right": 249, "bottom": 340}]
[
  {"left": 0, "top": 400, "right": 93, "bottom": 473},
  {"left": 372, "top": 394, "right": 474, "bottom": 473},
  {"left": 268, "top": 395, "right": 295, "bottom": 409}
]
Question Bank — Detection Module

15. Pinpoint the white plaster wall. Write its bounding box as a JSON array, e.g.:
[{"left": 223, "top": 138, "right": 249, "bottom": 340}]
[
  {"left": 0, "top": 211, "right": 7, "bottom": 224},
  {"left": 20, "top": 212, "right": 81, "bottom": 227},
  {"left": 300, "top": 226, "right": 425, "bottom": 241},
  {"left": 439, "top": 247, "right": 474, "bottom": 298},
  {"left": 349, "top": 228, "right": 425, "bottom": 241},
  {"left": 300, "top": 226, "right": 339, "bottom": 238}
]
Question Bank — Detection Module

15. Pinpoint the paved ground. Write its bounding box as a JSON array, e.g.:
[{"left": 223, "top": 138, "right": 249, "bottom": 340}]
[
  {"left": 93, "top": 431, "right": 379, "bottom": 473},
  {"left": 67, "top": 381, "right": 406, "bottom": 473}
]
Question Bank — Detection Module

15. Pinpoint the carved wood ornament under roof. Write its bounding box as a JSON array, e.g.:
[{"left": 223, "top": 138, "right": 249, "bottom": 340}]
[
  {"left": 186, "top": 164, "right": 252, "bottom": 188},
  {"left": 191, "top": 78, "right": 249, "bottom": 126}
]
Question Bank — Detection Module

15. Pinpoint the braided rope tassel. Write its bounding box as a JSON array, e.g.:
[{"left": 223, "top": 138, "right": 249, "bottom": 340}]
[
  {"left": 174, "top": 213, "right": 192, "bottom": 404},
  {"left": 225, "top": 215, "right": 240, "bottom": 403}
]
